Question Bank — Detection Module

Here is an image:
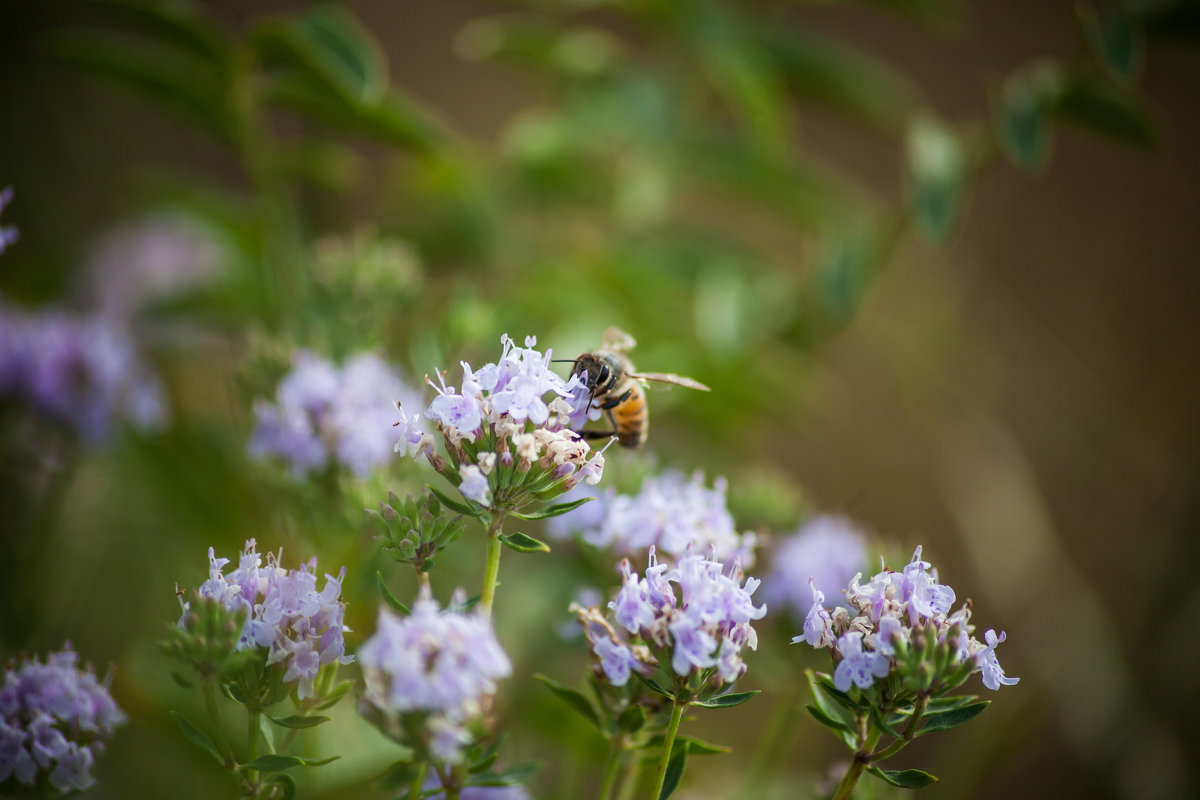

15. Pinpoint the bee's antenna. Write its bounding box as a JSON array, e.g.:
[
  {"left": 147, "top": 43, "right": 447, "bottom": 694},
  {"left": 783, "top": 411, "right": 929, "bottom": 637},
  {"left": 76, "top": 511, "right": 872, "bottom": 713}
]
[{"left": 549, "top": 359, "right": 577, "bottom": 363}]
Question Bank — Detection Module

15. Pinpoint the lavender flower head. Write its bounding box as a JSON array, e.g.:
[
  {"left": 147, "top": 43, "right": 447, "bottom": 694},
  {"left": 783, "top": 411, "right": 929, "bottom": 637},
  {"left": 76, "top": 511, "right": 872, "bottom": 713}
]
[
  {"left": 394, "top": 334, "right": 608, "bottom": 509},
  {"left": 578, "top": 548, "right": 766, "bottom": 693},
  {"left": 0, "top": 301, "right": 166, "bottom": 442},
  {"left": 358, "top": 588, "right": 512, "bottom": 764},
  {"left": 553, "top": 470, "right": 757, "bottom": 566},
  {"left": 763, "top": 515, "right": 867, "bottom": 616},
  {"left": 792, "top": 546, "right": 1019, "bottom": 693},
  {"left": 250, "top": 350, "right": 423, "bottom": 478},
  {"left": 183, "top": 540, "right": 354, "bottom": 699},
  {"left": 0, "top": 644, "right": 126, "bottom": 794}
]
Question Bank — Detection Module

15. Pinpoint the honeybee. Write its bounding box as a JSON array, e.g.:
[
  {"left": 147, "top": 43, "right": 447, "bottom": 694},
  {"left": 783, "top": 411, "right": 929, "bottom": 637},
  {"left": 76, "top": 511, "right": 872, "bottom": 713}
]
[{"left": 567, "top": 327, "right": 710, "bottom": 448}]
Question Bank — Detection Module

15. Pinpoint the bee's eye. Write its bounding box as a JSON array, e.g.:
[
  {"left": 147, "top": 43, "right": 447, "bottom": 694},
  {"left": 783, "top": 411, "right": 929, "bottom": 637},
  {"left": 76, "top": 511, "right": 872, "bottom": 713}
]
[{"left": 597, "top": 364, "right": 609, "bottom": 383}]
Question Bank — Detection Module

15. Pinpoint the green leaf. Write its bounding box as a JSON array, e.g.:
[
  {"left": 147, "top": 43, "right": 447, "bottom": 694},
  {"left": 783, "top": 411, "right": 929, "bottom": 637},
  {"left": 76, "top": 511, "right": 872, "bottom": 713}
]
[
  {"left": 238, "top": 754, "right": 340, "bottom": 772},
  {"left": 466, "top": 763, "right": 539, "bottom": 787},
  {"left": 170, "top": 711, "right": 224, "bottom": 765},
  {"left": 511, "top": 496, "right": 593, "bottom": 520},
  {"left": 534, "top": 674, "right": 600, "bottom": 730},
  {"left": 92, "top": 0, "right": 227, "bottom": 62},
  {"left": 808, "top": 670, "right": 860, "bottom": 718},
  {"left": 316, "top": 679, "right": 353, "bottom": 710},
  {"left": 635, "top": 673, "right": 673, "bottom": 699},
  {"left": 658, "top": 739, "right": 688, "bottom": 800},
  {"left": 925, "top": 694, "right": 979, "bottom": 713},
  {"left": 676, "top": 735, "right": 732, "bottom": 756},
  {"left": 469, "top": 750, "right": 500, "bottom": 775},
  {"left": 425, "top": 484, "right": 479, "bottom": 517},
  {"left": 169, "top": 671, "right": 194, "bottom": 689},
  {"left": 806, "top": 704, "right": 852, "bottom": 734},
  {"left": 994, "top": 62, "right": 1064, "bottom": 172},
  {"left": 905, "top": 114, "right": 966, "bottom": 244},
  {"left": 917, "top": 700, "right": 990, "bottom": 736},
  {"left": 255, "top": 5, "right": 387, "bottom": 105},
  {"left": 1054, "top": 75, "right": 1157, "bottom": 148},
  {"left": 692, "top": 690, "right": 758, "bottom": 709},
  {"left": 1078, "top": 4, "right": 1145, "bottom": 84},
  {"left": 376, "top": 571, "right": 410, "bottom": 614},
  {"left": 268, "top": 714, "right": 331, "bottom": 729},
  {"left": 499, "top": 532, "right": 551, "bottom": 553},
  {"left": 869, "top": 704, "right": 903, "bottom": 739},
  {"left": 867, "top": 767, "right": 939, "bottom": 788}
]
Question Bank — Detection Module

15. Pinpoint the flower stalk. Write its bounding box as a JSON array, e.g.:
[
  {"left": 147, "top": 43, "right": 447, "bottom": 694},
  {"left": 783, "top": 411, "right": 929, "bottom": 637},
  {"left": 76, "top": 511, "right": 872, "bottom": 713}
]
[{"left": 651, "top": 700, "right": 685, "bottom": 800}]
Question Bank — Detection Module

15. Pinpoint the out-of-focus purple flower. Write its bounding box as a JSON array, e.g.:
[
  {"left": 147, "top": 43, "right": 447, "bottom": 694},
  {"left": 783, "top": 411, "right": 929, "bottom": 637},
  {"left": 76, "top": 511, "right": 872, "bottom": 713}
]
[
  {"left": 358, "top": 588, "right": 511, "bottom": 764},
  {"left": 0, "top": 301, "right": 167, "bottom": 442},
  {"left": 81, "top": 214, "right": 224, "bottom": 318},
  {"left": 0, "top": 644, "right": 125, "bottom": 793},
  {"left": 0, "top": 187, "right": 17, "bottom": 255},
  {"left": 764, "top": 515, "right": 867, "bottom": 616},
  {"left": 187, "top": 540, "right": 353, "bottom": 699},
  {"left": 794, "top": 546, "right": 1018, "bottom": 693},
  {"left": 833, "top": 632, "right": 890, "bottom": 692},
  {"left": 552, "top": 470, "right": 757, "bottom": 565},
  {"left": 250, "top": 350, "right": 423, "bottom": 478}
]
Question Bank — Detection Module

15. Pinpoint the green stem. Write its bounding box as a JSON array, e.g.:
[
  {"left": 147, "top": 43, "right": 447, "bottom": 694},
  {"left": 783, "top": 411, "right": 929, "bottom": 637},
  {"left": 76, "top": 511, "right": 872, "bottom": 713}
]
[
  {"left": 407, "top": 761, "right": 429, "bottom": 800},
  {"left": 650, "top": 700, "right": 685, "bottom": 800},
  {"left": 479, "top": 513, "right": 506, "bottom": 619},
  {"left": 598, "top": 742, "right": 623, "bottom": 800},
  {"left": 831, "top": 714, "right": 882, "bottom": 800},
  {"left": 246, "top": 708, "right": 261, "bottom": 792},
  {"left": 200, "top": 678, "right": 235, "bottom": 768},
  {"left": 868, "top": 694, "right": 929, "bottom": 764},
  {"left": 616, "top": 753, "right": 643, "bottom": 800}
]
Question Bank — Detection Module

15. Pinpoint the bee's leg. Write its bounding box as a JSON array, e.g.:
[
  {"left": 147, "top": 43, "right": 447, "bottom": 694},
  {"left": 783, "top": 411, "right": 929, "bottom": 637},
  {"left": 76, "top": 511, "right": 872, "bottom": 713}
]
[{"left": 596, "top": 388, "right": 633, "bottom": 410}]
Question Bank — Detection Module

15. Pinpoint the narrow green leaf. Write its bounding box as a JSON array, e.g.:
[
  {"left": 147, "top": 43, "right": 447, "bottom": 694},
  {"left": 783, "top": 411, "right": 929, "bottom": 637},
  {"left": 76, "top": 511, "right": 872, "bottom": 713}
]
[
  {"left": 676, "top": 735, "right": 732, "bottom": 756},
  {"left": 376, "top": 571, "right": 410, "bottom": 614},
  {"left": 466, "top": 762, "right": 539, "bottom": 786},
  {"left": 692, "top": 690, "right": 758, "bottom": 709},
  {"left": 1078, "top": 4, "right": 1145, "bottom": 84},
  {"left": 994, "top": 62, "right": 1064, "bottom": 172},
  {"left": 917, "top": 700, "right": 990, "bottom": 736},
  {"left": 867, "top": 767, "right": 939, "bottom": 788},
  {"left": 1055, "top": 75, "right": 1157, "bottom": 148},
  {"left": 258, "top": 714, "right": 276, "bottom": 754},
  {"left": 905, "top": 114, "right": 966, "bottom": 244},
  {"left": 658, "top": 739, "right": 688, "bottom": 800},
  {"left": 869, "top": 704, "right": 903, "bottom": 739},
  {"left": 499, "top": 532, "right": 551, "bottom": 553},
  {"left": 635, "top": 673, "right": 673, "bottom": 699},
  {"left": 268, "top": 714, "right": 332, "bottom": 729},
  {"left": 316, "top": 679, "right": 353, "bottom": 710},
  {"left": 808, "top": 670, "right": 859, "bottom": 719},
  {"left": 534, "top": 674, "right": 600, "bottom": 730},
  {"left": 806, "top": 704, "right": 852, "bottom": 734},
  {"left": 426, "top": 484, "right": 479, "bottom": 517},
  {"left": 511, "top": 496, "right": 593, "bottom": 520},
  {"left": 170, "top": 711, "right": 223, "bottom": 765},
  {"left": 925, "top": 694, "right": 979, "bottom": 713},
  {"left": 92, "top": 0, "right": 226, "bottom": 62},
  {"left": 239, "top": 754, "right": 340, "bottom": 771},
  {"left": 469, "top": 750, "right": 499, "bottom": 775},
  {"left": 253, "top": 6, "right": 387, "bottom": 105},
  {"left": 169, "top": 671, "right": 194, "bottom": 689}
]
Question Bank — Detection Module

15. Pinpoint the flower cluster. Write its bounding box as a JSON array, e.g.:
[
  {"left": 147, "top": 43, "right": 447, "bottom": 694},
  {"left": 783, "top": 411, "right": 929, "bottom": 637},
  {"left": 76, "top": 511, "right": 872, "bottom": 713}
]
[
  {"left": 394, "top": 334, "right": 607, "bottom": 509},
  {"left": 552, "top": 471, "right": 757, "bottom": 565},
  {"left": 250, "top": 350, "right": 423, "bottom": 478},
  {"left": 793, "top": 546, "right": 1018, "bottom": 692},
  {"left": 184, "top": 540, "right": 353, "bottom": 699},
  {"left": 763, "top": 515, "right": 867, "bottom": 617},
  {"left": 0, "top": 302, "right": 167, "bottom": 442},
  {"left": 578, "top": 549, "right": 766, "bottom": 694},
  {"left": 358, "top": 589, "right": 512, "bottom": 764},
  {"left": 0, "top": 644, "right": 126, "bottom": 793}
]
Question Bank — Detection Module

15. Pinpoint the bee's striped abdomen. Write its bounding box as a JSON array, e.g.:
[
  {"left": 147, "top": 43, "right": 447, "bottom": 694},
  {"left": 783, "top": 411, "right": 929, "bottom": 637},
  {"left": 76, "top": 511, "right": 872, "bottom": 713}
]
[{"left": 611, "top": 384, "right": 648, "bottom": 448}]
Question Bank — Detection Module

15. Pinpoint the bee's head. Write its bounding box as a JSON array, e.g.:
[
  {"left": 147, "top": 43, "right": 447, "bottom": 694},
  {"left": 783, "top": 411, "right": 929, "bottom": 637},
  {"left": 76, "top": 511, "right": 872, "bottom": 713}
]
[{"left": 570, "top": 353, "right": 607, "bottom": 391}]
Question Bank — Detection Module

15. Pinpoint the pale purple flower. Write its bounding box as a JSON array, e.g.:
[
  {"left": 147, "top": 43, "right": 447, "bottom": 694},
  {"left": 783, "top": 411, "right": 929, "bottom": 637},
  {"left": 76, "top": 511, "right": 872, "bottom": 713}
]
[
  {"left": 975, "top": 629, "right": 1019, "bottom": 691},
  {"left": 791, "top": 579, "right": 834, "bottom": 649},
  {"left": 358, "top": 589, "right": 511, "bottom": 763},
  {"left": 0, "top": 302, "right": 166, "bottom": 441},
  {"left": 764, "top": 515, "right": 867, "bottom": 616},
  {"left": 458, "top": 464, "right": 492, "bottom": 507},
  {"left": 0, "top": 644, "right": 125, "bottom": 792},
  {"left": 189, "top": 541, "right": 353, "bottom": 699},
  {"left": 250, "top": 350, "right": 423, "bottom": 478},
  {"left": 873, "top": 615, "right": 907, "bottom": 657},
  {"left": 833, "top": 632, "right": 891, "bottom": 692},
  {"left": 557, "top": 471, "right": 757, "bottom": 565},
  {"left": 592, "top": 638, "right": 641, "bottom": 686}
]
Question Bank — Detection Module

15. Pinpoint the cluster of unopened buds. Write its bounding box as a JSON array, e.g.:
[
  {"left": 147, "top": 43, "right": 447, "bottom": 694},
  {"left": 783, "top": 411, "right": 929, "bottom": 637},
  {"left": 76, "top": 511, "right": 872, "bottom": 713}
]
[{"left": 394, "top": 334, "right": 609, "bottom": 511}]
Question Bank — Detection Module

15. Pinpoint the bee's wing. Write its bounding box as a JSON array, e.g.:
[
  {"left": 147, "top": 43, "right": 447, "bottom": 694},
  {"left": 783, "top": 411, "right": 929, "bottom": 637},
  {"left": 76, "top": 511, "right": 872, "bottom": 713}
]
[
  {"left": 601, "top": 327, "right": 637, "bottom": 353},
  {"left": 631, "top": 372, "right": 711, "bottom": 391}
]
